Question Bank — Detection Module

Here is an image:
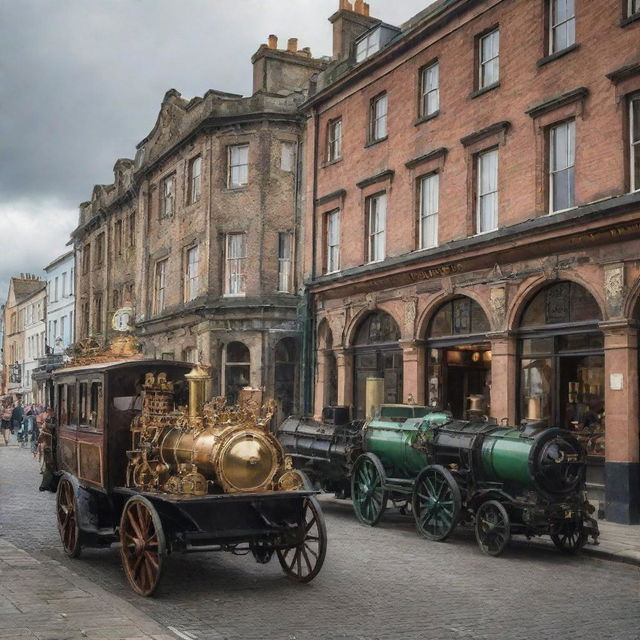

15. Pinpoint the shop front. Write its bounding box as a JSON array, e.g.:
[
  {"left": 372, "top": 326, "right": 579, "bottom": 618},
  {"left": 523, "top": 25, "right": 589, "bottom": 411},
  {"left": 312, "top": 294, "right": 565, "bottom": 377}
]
[{"left": 426, "top": 297, "right": 491, "bottom": 419}]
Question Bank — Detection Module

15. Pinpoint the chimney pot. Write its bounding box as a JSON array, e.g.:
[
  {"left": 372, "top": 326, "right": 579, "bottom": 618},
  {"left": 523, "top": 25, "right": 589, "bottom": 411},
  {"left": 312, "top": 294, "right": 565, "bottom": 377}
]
[
  {"left": 363, "top": 2, "right": 370, "bottom": 16},
  {"left": 354, "top": 0, "right": 364, "bottom": 14},
  {"left": 287, "top": 37, "right": 298, "bottom": 52},
  {"left": 339, "top": 0, "right": 353, "bottom": 10},
  {"left": 268, "top": 34, "right": 278, "bottom": 49}
]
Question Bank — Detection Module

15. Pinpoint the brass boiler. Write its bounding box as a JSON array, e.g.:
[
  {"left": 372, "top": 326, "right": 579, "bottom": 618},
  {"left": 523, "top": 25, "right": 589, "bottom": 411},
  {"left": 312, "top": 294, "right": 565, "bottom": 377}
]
[
  {"left": 158, "top": 421, "right": 282, "bottom": 493},
  {"left": 129, "top": 366, "right": 294, "bottom": 496}
]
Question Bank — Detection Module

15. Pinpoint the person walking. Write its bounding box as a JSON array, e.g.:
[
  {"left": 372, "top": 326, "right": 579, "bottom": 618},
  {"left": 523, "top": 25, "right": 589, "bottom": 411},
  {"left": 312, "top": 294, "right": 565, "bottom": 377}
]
[
  {"left": 1, "top": 403, "right": 12, "bottom": 445},
  {"left": 11, "top": 400, "right": 24, "bottom": 445}
]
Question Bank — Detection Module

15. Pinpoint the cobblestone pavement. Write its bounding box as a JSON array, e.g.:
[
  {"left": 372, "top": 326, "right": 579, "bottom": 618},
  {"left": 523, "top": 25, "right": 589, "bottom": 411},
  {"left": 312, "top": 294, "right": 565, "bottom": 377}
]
[{"left": 0, "top": 447, "right": 638, "bottom": 640}]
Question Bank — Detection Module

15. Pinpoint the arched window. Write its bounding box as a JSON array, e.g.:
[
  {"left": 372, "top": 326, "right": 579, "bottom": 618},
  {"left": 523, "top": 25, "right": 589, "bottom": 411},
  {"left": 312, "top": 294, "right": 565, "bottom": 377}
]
[
  {"left": 224, "top": 341, "right": 250, "bottom": 405},
  {"left": 353, "top": 311, "right": 402, "bottom": 418},
  {"left": 426, "top": 297, "right": 491, "bottom": 419},
  {"left": 518, "top": 282, "right": 604, "bottom": 458}
]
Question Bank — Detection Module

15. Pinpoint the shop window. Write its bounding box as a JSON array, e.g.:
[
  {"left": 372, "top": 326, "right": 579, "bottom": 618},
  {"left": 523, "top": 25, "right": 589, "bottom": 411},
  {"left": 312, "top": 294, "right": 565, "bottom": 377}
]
[
  {"left": 518, "top": 282, "right": 604, "bottom": 458},
  {"left": 275, "top": 338, "right": 298, "bottom": 420},
  {"left": 430, "top": 297, "right": 490, "bottom": 338},
  {"left": 353, "top": 312, "right": 402, "bottom": 418},
  {"left": 225, "top": 341, "right": 250, "bottom": 405}
]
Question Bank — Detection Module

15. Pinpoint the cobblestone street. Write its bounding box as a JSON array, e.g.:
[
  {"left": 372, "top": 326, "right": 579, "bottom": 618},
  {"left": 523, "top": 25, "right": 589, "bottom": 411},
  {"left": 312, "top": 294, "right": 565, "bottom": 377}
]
[{"left": 0, "top": 447, "right": 638, "bottom": 640}]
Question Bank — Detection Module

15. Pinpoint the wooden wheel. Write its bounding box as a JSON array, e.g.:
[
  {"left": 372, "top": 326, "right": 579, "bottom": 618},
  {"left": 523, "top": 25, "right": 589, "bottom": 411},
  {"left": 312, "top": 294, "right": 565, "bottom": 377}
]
[
  {"left": 412, "top": 465, "right": 461, "bottom": 541},
  {"left": 351, "top": 453, "right": 388, "bottom": 526},
  {"left": 551, "top": 519, "right": 587, "bottom": 554},
  {"left": 119, "top": 496, "right": 166, "bottom": 597},
  {"left": 56, "top": 476, "right": 81, "bottom": 558},
  {"left": 277, "top": 496, "right": 326, "bottom": 583},
  {"left": 475, "top": 500, "right": 510, "bottom": 557}
]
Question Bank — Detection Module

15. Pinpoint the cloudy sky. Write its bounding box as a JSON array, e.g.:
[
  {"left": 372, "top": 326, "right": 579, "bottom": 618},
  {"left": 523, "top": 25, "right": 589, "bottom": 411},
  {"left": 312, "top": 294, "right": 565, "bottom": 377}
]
[{"left": 0, "top": 0, "right": 433, "bottom": 302}]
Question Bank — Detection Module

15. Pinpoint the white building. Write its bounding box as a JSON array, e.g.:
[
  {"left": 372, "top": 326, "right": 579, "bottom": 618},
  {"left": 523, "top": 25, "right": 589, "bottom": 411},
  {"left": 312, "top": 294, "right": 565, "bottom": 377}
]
[
  {"left": 45, "top": 251, "right": 75, "bottom": 353},
  {"left": 23, "top": 287, "right": 46, "bottom": 404}
]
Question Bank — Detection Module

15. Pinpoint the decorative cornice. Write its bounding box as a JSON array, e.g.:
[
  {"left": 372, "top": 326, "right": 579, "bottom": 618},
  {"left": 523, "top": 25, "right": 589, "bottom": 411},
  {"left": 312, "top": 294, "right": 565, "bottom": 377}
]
[
  {"left": 315, "top": 188, "right": 347, "bottom": 206},
  {"left": 460, "top": 121, "right": 511, "bottom": 148},
  {"left": 525, "top": 87, "right": 589, "bottom": 119},
  {"left": 356, "top": 169, "right": 395, "bottom": 189},
  {"left": 405, "top": 147, "right": 448, "bottom": 169},
  {"left": 606, "top": 61, "right": 640, "bottom": 84}
]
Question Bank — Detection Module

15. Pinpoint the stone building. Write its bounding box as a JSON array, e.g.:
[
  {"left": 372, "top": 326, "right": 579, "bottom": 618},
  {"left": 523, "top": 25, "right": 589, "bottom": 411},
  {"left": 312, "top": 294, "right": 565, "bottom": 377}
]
[
  {"left": 1, "top": 275, "right": 46, "bottom": 402},
  {"left": 302, "top": 0, "right": 640, "bottom": 523},
  {"left": 72, "top": 37, "right": 327, "bottom": 422}
]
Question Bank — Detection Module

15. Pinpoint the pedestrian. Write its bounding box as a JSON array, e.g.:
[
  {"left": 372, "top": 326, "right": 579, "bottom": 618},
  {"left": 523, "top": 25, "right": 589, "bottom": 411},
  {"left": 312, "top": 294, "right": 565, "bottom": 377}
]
[
  {"left": 11, "top": 400, "right": 24, "bottom": 445},
  {"left": 1, "top": 403, "right": 12, "bottom": 445}
]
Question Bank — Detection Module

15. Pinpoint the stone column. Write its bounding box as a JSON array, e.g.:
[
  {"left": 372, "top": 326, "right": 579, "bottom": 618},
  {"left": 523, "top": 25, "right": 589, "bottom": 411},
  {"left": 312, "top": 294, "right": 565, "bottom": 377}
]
[
  {"left": 313, "top": 348, "right": 330, "bottom": 421},
  {"left": 487, "top": 331, "right": 517, "bottom": 424},
  {"left": 335, "top": 348, "right": 354, "bottom": 409},
  {"left": 399, "top": 339, "right": 426, "bottom": 405},
  {"left": 600, "top": 320, "right": 640, "bottom": 524}
]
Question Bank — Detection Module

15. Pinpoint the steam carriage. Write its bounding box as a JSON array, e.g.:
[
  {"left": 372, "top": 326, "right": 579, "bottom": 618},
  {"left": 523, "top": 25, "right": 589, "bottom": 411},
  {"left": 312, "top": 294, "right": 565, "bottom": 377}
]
[
  {"left": 278, "top": 404, "right": 599, "bottom": 556},
  {"left": 47, "top": 358, "right": 326, "bottom": 596}
]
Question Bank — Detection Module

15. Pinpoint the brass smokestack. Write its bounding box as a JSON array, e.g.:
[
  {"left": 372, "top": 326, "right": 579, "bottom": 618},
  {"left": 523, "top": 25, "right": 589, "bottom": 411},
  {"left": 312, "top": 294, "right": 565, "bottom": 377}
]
[{"left": 185, "top": 364, "right": 211, "bottom": 418}]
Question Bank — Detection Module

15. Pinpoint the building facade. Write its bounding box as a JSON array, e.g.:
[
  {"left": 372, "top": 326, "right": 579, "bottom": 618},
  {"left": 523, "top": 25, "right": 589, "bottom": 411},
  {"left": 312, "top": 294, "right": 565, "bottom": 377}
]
[
  {"left": 1, "top": 275, "right": 46, "bottom": 402},
  {"left": 72, "top": 37, "right": 327, "bottom": 422},
  {"left": 302, "top": 0, "right": 640, "bottom": 523}
]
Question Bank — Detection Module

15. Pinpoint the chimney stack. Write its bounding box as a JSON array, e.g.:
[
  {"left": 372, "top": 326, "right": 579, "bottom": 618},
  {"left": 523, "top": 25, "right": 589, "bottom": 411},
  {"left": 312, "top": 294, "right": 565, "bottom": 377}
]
[
  {"left": 268, "top": 34, "right": 278, "bottom": 49},
  {"left": 329, "top": 0, "right": 379, "bottom": 60},
  {"left": 287, "top": 37, "right": 298, "bottom": 53}
]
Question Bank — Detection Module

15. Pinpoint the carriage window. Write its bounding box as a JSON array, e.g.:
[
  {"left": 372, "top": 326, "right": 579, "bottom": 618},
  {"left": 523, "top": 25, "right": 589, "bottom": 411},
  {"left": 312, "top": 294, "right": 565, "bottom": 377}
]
[
  {"left": 90, "top": 382, "right": 103, "bottom": 431},
  {"left": 79, "top": 383, "right": 89, "bottom": 425},
  {"left": 57, "top": 384, "right": 68, "bottom": 426},
  {"left": 67, "top": 384, "right": 77, "bottom": 426}
]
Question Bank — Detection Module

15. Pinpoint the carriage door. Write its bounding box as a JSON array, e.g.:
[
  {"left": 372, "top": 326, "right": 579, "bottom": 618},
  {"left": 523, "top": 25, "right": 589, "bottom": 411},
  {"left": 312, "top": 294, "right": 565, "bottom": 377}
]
[
  {"left": 56, "top": 379, "right": 78, "bottom": 475},
  {"left": 76, "top": 379, "right": 104, "bottom": 487}
]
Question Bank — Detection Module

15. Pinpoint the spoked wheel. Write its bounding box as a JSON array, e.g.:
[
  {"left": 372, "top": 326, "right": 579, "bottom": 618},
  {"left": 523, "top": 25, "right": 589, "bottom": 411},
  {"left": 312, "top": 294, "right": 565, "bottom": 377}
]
[
  {"left": 551, "top": 519, "right": 587, "bottom": 554},
  {"left": 119, "top": 496, "right": 166, "bottom": 596},
  {"left": 56, "top": 476, "right": 82, "bottom": 558},
  {"left": 475, "top": 500, "right": 511, "bottom": 557},
  {"left": 277, "top": 496, "right": 327, "bottom": 583},
  {"left": 412, "top": 465, "right": 461, "bottom": 541},
  {"left": 351, "top": 453, "right": 388, "bottom": 526}
]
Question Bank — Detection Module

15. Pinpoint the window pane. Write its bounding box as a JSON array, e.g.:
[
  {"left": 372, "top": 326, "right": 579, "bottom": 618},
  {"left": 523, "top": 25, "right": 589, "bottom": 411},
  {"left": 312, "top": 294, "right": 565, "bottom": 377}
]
[{"left": 632, "top": 98, "right": 640, "bottom": 143}]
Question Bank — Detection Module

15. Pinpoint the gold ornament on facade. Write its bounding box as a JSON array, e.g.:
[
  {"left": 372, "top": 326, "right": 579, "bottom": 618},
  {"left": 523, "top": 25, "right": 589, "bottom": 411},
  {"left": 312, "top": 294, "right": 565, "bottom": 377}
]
[
  {"left": 67, "top": 335, "right": 142, "bottom": 367},
  {"left": 126, "top": 365, "right": 292, "bottom": 497}
]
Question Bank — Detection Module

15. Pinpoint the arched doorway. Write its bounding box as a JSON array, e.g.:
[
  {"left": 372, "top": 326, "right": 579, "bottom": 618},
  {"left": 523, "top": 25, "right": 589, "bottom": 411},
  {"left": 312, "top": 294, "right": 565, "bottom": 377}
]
[
  {"left": 426, "top": 297, "right": 491, "bottom": 419},
  {"left": 224, "top": 341, "right": 250, "bottom": 404},
  {"left": 274, "top": 337, "right": 298, "bottom": 423},
  {"left": 353, "top": 311, "right": 402, "bottom": 418},
  {"left": 517, "top": 281, "right": 604, "bottom": 444}
]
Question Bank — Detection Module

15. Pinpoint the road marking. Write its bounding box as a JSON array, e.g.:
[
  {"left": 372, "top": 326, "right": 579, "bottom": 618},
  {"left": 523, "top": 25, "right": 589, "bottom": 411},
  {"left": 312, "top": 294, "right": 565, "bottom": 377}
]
[{"left": 167, "top": 626, "right": 198, "bottom": 640}]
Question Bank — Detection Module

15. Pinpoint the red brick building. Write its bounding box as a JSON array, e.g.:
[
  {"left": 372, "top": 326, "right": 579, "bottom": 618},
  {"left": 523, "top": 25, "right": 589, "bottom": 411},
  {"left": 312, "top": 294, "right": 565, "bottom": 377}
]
[{"left": 302, "top": 0, "right": 640, "bottom": 523}]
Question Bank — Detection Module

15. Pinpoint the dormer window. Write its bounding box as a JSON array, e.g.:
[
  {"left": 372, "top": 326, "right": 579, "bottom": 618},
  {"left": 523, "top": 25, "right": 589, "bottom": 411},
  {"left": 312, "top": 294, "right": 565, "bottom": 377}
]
[{"left": 356, "top": 28, "right": 381, "bottom": 62}]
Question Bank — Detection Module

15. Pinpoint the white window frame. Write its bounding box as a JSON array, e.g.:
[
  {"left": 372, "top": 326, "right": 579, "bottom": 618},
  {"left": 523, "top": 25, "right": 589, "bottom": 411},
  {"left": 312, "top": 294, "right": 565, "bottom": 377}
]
[
  {"left": 476, "top": 148, "right": 499, "bottom": 234},
  {"left": 367, "top": 193, "right": 387, "bottom": 263},
  {"left": 421, "top": 61, "right": 440, "bottom": 118},
  {"left": 419, "top": 173, "right": 439, "bottom": 249},
  {"left": 225, "top": 233, "right": 247, "bottom": 296},
  {"left": 549, "top": 0, "right": 575, "bottom": 54},
  {"left": 154, "top": 259, "right": 168, "bottom": 314},
  {"left": 161, "top": 174, "right": 175, "bottom": 217},
  {"left": 228, "top": 145, "right": 249, "bottom": 188},
  {"left": 631, "top": 95, "right": 640, "bottom": 192},
  {"left": 549, "top": 120, "right": 576, "bottom": 213},
  {"left": 327, "top": 119, "right": 342, "bottom": 162},
  {"left": 189, "top": 156, "right": 202, "bottom": 203},
  {"left": 370, "top": 93, "right": 388, "bottom": 142},
  {"left": 277, "top": 232, "right": 293, "bottom": 293},
  {"left": 184, "top": 245, "right": 199, "bottom": 302},
  {"left": 326, "top": 210, "right": 340, "bottom": 274},
  {"left": 280, "top": 141, "right": 296, "bottom": 172},
  {"left": 355, "top": 28, "right": 381, "bottom": 62},
  {"left": 479, "top": 29, "right": 500, "bottom": 89}
]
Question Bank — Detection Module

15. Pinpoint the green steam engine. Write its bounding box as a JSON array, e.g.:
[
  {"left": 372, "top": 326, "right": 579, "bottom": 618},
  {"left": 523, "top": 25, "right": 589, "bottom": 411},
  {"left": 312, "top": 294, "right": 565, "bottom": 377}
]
[{"left": 278, "top": 405, "right": 599, "bottom": 556}]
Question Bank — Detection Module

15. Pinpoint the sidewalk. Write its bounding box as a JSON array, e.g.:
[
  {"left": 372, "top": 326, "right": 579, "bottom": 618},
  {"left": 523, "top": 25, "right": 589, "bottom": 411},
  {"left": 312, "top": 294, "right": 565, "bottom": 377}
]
[
  {"left": 579, "top": 519, "right": 640, "bottom": 566},
  {"left": 0, "top": 536, "right": 175, "bottom": 640}
]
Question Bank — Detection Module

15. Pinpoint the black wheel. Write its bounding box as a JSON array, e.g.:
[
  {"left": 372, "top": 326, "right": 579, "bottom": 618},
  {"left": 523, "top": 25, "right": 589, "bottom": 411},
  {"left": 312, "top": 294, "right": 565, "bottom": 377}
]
[
  {"left": 551, "top": 519, "right": 587, "bottom": 553},
  {"left": 412, "top": 465, "right": 461, "bottom": 541},
  {"left": 475, "top": 500, "right": 510, "bottom": 556},
  {"left": 277, "top": 496, "right": 326, "bottom": 583},
  {"left": 251, "top": 540, "right": 274, "bottom": 564},
  {"left": 56, "top": 476, "right": 82, "bottom": 558},
  {"left": 351, "top": 453, "right": 388, "bottom": 526},
  {"left": 119, "top": 496, "right": 166, "bottom": 596}
]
